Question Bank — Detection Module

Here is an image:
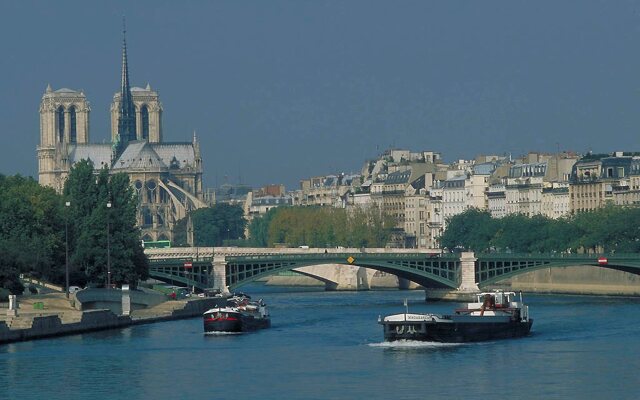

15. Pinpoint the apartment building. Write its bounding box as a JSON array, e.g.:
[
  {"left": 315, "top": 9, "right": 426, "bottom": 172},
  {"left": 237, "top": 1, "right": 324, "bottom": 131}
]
[
  {"left": 570, "top": 155, "right": 639, "bottom": 212},
  {"left": 487, "top": 183, "right": 506, "bottom": 218},
  {"left": 505, "top": 162, "right": 547, "bottom": 216},
  {"left": 298, "top": 174, "right": 360, "bottom": 208},
  {"left": 248, "top": 195, "right": 293, "bottom": 218},
  {"left": 499, "top": 153, "right": 577, "bottom": 218},
  {"left": 541, "top": 183, "right": 570, "bottom": 219}
]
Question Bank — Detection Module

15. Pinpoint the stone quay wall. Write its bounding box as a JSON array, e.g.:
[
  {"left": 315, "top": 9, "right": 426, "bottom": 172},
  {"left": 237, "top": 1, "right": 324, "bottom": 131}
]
[
  {"left": 506, "top": 265, "right": 640, "bottom": 296},
  {"left": 0, "top": 297, "right": 226, "bottom": 345}
]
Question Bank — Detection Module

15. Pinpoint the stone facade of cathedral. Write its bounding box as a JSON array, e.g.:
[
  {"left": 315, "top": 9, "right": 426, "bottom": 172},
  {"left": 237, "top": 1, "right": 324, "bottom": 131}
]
[{"left": 37, "top": 31, "right": 206, "bottom": 243}]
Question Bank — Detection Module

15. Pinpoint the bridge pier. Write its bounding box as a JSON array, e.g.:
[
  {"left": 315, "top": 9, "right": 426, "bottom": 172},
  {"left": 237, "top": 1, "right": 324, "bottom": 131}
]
[
  {"left": 458, "top": 251, "right": 480, "bottom": 292},
  {"left": 398, "top": 277, "right": 411, "bottom": 290},
  {"left": 212, "top": 256, "right": 227, "bottom": 292}
]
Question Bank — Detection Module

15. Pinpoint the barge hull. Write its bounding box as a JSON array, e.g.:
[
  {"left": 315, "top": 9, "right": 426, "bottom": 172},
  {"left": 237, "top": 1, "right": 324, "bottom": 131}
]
[
  {"left": 204, "top": 318, "right": 242, "bottom": 333},
  {"left": 382, "top": 319, "right": 533, "bottom": 343}
]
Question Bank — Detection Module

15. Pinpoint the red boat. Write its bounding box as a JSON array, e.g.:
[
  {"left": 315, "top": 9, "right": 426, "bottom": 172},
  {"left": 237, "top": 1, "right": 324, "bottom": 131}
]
[{"left": 203, "top": 295, "right": 270, "bottom": 334}]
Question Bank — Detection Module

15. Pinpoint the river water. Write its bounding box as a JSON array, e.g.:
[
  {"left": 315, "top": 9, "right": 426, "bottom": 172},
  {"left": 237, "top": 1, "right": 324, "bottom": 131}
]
[{"left": 2, "top": 284, "right": 639, "bottom": 400}]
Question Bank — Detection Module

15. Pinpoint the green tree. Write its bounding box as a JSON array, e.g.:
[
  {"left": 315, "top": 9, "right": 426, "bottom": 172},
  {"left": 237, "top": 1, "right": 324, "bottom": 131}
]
[
  {"left": 247, "top": 205, "right": 394, "bottom": 248},
  {"left": 248, "top": 207, "right": 279, "bottom": 246},
  {"left": 64, "top": 162, "right": 148, "bottom": 287},
  {"left": 107, "top": 172, "right": 149, "bottom": 285},
  {"left": 439, "top": 209, "right": 496, "bottom": 252},
  {"left": 0, "top": 174, "right": 64, "bottom": 294},
  {"left": 173, "top": 204, "right": 247, "bottom": 247}
]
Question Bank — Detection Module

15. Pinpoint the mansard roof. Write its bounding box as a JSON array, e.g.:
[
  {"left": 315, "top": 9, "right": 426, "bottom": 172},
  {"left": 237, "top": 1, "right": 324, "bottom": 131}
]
[
  {"left": 385, "top": 169, "right": 411, "bottom": 184},
  {"left": 509, "top": 162, "right": 547, "bottom": 178},
  {"left": 473, "top": 162, "right": 497, "bottom": 175},
  {"left": 384, "top": 163, "right": 436, "bottom": 185}
]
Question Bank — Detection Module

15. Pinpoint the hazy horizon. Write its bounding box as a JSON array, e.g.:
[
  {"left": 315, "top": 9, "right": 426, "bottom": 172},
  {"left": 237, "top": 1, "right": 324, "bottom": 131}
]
[{"left": 2, "top": 1, "right": 640, "bottom": 190}]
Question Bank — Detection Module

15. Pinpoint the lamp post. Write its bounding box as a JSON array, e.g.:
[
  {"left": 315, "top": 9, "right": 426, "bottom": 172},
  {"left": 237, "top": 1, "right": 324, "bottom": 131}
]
[
  {"left": 107, "top": 201, "right": 112, "bottom": 289},
  {"left": 65, "top": 201, "right": 71, "bottom": 298}
]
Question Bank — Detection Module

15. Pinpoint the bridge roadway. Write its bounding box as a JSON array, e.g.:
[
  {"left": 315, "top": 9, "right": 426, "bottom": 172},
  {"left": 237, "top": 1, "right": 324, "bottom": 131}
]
[{"left": 145, "top": 247, "right": 640, "bottom": 292}]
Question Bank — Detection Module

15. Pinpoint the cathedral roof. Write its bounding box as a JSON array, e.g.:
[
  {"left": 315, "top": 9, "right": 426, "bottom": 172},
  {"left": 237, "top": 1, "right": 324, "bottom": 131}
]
[
  {"left": 43, "top": 87, "right": 86, "bottom": 99},
  {"left": 68, "top": 144, "right": 112, "bottom": 169},
  {"left": 112, "top": 141, "right": 168, "bottom": 170},
  {"left": 131, "top": 86, "right": 154, "bottom": 92},
  {"left": 55, "top": 88, "right": 81, "bottom": 94},
  {"left": 64, "top": 140, "right": 197, "bottom": 172},
  {"left": 151, "top": 143, "right": 197, "bottom": 169},
  {"left": 110, "top": 141, "right": 198, "bottom": 171}
]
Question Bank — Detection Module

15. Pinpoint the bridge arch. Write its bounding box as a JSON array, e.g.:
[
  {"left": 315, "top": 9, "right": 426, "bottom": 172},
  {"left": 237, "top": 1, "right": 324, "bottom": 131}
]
[
  {"left": 476, "top": 254, "right": 640, "bottom": 287},
  {"left": 224, "top": 254, "right": 460, "bottom": 290}
]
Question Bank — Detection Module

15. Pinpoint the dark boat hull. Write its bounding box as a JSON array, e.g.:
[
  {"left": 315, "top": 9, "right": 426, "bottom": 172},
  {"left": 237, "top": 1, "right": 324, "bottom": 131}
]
[
  {"left": 204, "top": 317, "right": 242, "bottom": 333},
  {"left": 239, "top": 314, "right": 271, "bottom": 331},
  {"left": 204, "top": 314, "right": 270, "bottom": 333},
  {"left": 382, "top": 319, "right": 533, "bottom": 343}
]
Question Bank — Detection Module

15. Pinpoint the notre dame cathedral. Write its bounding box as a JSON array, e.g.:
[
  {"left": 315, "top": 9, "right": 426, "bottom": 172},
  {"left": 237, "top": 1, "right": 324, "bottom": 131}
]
[{"left": 37, "top": 29, "right": 207, "bottom": 243}]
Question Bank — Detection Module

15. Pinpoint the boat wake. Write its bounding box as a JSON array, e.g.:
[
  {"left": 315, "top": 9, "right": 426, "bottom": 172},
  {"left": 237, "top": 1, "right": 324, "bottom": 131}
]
[
  {"left": 368, "top": 340, "right": 462, "bottom": 349},
  {"left": 204, "top": 331, "right": 243, "bottom": 336}
]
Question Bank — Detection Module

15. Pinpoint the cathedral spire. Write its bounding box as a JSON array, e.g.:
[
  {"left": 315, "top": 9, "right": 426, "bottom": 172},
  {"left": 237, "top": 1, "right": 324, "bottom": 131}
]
[{"left": 116, "top": 17, "right": 137, "bottom": 147}]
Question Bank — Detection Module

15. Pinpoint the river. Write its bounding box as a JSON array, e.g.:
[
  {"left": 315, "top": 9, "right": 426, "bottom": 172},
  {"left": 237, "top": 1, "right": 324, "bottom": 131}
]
[{"left": 2, "top": 284, "right": 639, "bottom": 400}]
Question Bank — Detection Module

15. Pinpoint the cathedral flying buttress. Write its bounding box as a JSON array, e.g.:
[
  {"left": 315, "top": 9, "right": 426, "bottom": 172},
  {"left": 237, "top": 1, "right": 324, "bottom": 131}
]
[{"left": 37, "top": 27, "right": 206, "bottom": 242}]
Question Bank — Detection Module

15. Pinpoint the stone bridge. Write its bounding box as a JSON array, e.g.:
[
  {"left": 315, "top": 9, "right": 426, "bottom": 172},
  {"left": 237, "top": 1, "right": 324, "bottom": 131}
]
[{"left": 145, "top": 247, "right": 640, "bottom": 293}]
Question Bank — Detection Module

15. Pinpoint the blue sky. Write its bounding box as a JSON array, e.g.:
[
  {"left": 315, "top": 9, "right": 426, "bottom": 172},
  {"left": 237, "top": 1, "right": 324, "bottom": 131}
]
[{"left": 2, "top": 1, "right": 640, "bottom": 189}]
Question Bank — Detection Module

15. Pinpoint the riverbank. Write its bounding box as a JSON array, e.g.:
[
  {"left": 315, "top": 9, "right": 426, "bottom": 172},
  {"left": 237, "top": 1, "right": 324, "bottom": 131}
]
[{"left": 0, "top": 293, "right": 226, "bottom": 345}]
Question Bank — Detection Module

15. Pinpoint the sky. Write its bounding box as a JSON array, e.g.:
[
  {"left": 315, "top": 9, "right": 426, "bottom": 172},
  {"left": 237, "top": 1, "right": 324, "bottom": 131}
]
[{"left": 1, "top": 0, "right": 640, "bottom": 190}]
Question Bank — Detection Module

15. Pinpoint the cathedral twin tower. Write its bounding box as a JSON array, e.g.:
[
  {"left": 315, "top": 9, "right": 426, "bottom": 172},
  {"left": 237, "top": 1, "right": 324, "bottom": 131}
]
[
  {"left": 38, "top": 84, "right": 162, "bottom": 188},
  {"left": 37, "top": 28, "right": 206, "bottom": 242}
]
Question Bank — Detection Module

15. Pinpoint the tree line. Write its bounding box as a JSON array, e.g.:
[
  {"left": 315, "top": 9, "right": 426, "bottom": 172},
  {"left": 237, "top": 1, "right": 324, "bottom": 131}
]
[
  {"left": 172, "top": 203, "right": 247, "bottom": 246},
  {"left": 172, "top": 204, "right": 396, "bottom": 249},
  {"left": 439, "top": 207, "right": 640, "bottom": 254},
  {"left": 0, "top": 161, "right": 148, "bottom": 297},
  {"left": 246, "top": 205, "right": 396, "bottom": 248}
]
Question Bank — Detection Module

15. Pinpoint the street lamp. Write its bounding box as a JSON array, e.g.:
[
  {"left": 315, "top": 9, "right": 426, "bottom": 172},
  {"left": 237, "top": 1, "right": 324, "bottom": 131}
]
[
  {"left": 107, "top": 201, "right": 112, "bottom": 289},
  {"left": 65, "top": 201, "right": 71, "bottom": 298}
]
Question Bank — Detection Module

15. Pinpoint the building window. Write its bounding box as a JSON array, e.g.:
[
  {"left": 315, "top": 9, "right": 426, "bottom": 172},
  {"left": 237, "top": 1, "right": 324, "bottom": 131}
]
[
  {"left": 142, "top": 207, "right": 153, "bottom": 227},
  {"left": 68, "top": 106, "right": 77, "bottom": 143},
  {"left": 56, "top": 106, "right": 65, "bottom": 142},
  {"left": 141, "top": 105, "right": 149, "bottom": 140}
]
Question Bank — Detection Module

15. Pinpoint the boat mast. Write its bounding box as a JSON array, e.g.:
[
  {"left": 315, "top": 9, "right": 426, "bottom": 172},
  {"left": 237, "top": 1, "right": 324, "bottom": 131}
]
[{"left": 403, "top": 298, "right": 408, "bottom": 321}]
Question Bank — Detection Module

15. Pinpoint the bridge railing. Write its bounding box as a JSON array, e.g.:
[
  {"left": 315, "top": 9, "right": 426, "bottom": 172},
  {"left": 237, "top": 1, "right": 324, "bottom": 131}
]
[
  {"left": 476, "top": 252, "right": 638, "bottom": 260},
  {"left": 149, "top": 257, "right": 213, "bottom": 265},
  {"left": 226, "top": 252, "right": 460, "bottom": 262}
]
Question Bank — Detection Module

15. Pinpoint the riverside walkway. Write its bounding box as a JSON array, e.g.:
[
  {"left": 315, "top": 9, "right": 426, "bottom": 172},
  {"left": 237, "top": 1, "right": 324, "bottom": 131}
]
[{"left": 0, "top": 292, "right": 225, "bottom": 345}]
